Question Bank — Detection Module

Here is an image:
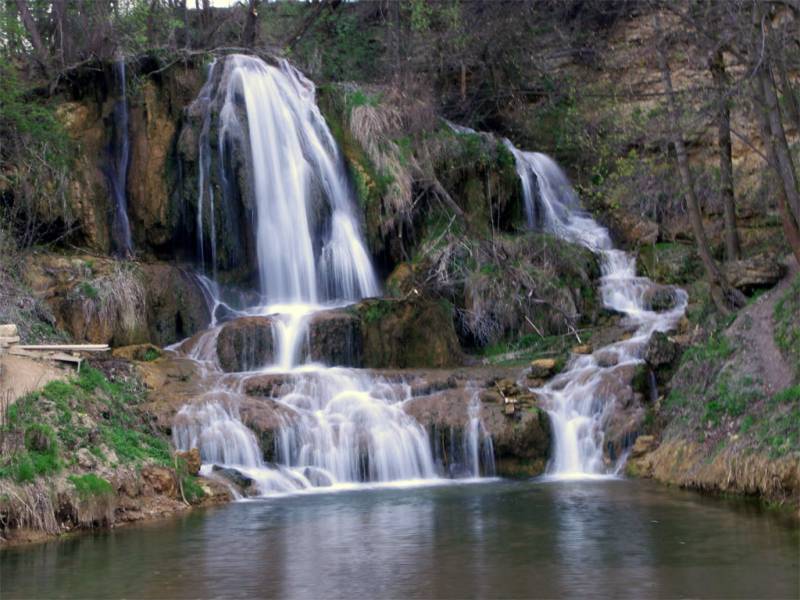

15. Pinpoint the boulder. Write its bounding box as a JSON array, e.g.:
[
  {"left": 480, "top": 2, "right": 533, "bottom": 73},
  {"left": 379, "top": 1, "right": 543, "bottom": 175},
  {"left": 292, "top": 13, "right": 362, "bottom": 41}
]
[
  {"left": 211, "top": 465, "right": 255, "bottom": 491},
  {"left": 140, "top": 465, "right": 178, "bottom": 498},
  {"left": 139, "top": 264, "right": 211, "bottom": 346},
  {"left": 528, "top": 358, "right": 558, "bottom": 379},
  {"left": 642, "top": 285, "right": 679, "bottom": 312},
  {"left": 724, "top": 256, "right": 785, "bottom": 291},
  {"left": 308, "top": 309, "right": 362, "bottom": 366},
  {"left": 22, "top": 254, "right": 210, "bottom": 347},
  {"left": 216, "top": 316, "right": 275, "bottom": 372},
  {"left": 355, "top": 297, "right": 463, "bottom": 368},
  {"left": 112, "top": 343, "right": 162, "bottom": 362},
  {"left": 629, "top": 435, "right": 655, "bottom": 459},
  {"left": 572, "top": 344, "right": 593, "bottom": 355},
  {"left": 302, "top": 467, "right": 333, "bottom": 487},
  {"left": 644, "top": 332, "right": 677, "bottom": 368},
  {"left": 177, "top": 448, "right": 202, "bottom": 476}
]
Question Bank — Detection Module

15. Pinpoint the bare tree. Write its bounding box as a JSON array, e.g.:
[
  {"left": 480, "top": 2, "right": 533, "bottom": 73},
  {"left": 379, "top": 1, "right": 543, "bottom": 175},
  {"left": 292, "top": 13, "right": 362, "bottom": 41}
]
[
  {"left": 655, "top": 14, "right": 744, "bottom": 314},
  {"left": 708, "top": 48, "right": 741, "bottom": 261}
]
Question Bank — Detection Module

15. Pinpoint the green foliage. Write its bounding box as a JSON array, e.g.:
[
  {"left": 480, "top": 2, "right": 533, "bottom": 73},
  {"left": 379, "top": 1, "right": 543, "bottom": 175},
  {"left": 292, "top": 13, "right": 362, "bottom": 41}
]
[
  {"left": 102, "top": 424, "right": 171, "bottom": 464},
  {"left": 68, "top": 474, "right": 114, "bottom": 499},
  {"left": 142, "top": 347, "right": 161, "bottom": 362},
  {"left": 0, "top": 64, "right": 71, "bottom": 168},
  {"left": 79, "top": 282, "right": 100, "bottom": 300},
  {"left": 1, "top": 364, "right": 173, "bottom": 485}
]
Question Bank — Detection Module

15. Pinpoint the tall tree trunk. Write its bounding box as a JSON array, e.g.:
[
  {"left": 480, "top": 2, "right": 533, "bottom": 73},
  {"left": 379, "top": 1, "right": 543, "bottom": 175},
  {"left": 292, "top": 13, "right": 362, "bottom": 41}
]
[
  {"left": 709, "top": 49, "right": 741, "bottom": 261},
  {"left": 14, "top": 0, "right": 49, "bottom": 71},
  {"left": 754, "top": 7, "right": 800, "bottom": 227},
  {"left": 752, "top": 70, "right": 800, "bottom": 265},
  {"left": 655, "top": 20, "right": 744, "bottom": 314},
  {"left": 243, "top": 0, "right": 260, "bottom": 49}
]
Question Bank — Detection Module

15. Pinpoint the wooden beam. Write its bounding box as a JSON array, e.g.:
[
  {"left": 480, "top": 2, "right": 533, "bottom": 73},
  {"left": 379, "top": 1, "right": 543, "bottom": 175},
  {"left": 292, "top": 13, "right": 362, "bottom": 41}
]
[{"left": 16, "top": 344, "right": 109, "bottom": 352}]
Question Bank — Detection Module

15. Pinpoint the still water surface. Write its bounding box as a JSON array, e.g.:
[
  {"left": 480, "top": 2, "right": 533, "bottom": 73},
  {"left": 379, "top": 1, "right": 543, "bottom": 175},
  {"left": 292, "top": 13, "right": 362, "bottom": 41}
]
[{"left": 2, "top": 479, "right": 797, "bottom": 599}]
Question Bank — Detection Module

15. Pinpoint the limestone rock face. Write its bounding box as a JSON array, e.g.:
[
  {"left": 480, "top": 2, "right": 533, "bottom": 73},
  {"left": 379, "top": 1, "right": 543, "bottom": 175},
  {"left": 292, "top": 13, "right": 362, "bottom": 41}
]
[
  {"left": 308, "top": 310, "right": 362, "bottom": 366},
  {"left": 216, "top": 317, "right": 275, "bottom": 372},
  {"left": 177, "top": 448, "right": 202, "bottom": 476},
  {"left": 56, "top": 101, "right": 112, "bottom": 252},
  {"left": 140, "top": 465, "right": 178, "bottom": 498},
  {"left": 724, "top": 256, "right": 785, "bottom": 291},
  {"left": 355, "top": 297, "right": 463, "bottom": 368},
  {"left": 128, "top": 81, "right": 178, "bottom": 249},
  {"left": 23, "top": 253, "right": 210, "bottom": 347}
]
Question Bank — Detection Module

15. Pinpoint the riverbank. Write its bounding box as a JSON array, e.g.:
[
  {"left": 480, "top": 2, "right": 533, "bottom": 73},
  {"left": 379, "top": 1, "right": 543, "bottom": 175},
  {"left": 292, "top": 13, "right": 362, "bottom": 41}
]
[{"left": 0, "top": 357, "right": 230, "bottom": 547}]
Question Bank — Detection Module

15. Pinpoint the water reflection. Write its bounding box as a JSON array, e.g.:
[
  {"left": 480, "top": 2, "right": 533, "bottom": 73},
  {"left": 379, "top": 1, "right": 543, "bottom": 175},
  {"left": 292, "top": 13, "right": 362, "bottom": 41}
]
[{"left": 1, "top": 480, "right": 797, "bottom": 599}]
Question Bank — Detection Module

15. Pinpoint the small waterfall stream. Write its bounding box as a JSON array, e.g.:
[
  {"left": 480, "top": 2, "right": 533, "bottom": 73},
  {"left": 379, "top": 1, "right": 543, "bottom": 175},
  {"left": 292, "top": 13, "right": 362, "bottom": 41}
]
[
  {"left": 504, "top": 143, "right": 687, "bottom": 478},
  {"left": 107, "top": 58, "right": 133, "bottom": 257}
]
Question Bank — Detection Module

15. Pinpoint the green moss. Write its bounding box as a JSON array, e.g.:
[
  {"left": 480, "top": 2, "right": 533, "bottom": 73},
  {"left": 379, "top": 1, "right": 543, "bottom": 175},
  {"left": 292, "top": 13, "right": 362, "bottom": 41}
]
[
  {"left": 68, "top": 474, "right": 114, "bottom": 498},
  {"left": 142, "top": 347, "right": 161, "bottom": 362}
]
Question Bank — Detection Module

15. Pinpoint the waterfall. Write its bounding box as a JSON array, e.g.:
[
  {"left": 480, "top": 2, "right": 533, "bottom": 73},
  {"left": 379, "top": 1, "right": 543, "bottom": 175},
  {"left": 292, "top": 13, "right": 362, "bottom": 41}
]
[
  {"left": 505, "top": 141, "right": 687, "bottom": 478},
  {"left": 197, "top": 54, "right": 379, "bottom": 304},
  {"left": 107, "top": 59, "right": 133, "bottom": 258},
  {"left": 173, "top": 55, "right": 448, "bottom": 495},
  {"left": 465, "top": 390, "right": 495, "bottom": 478}
]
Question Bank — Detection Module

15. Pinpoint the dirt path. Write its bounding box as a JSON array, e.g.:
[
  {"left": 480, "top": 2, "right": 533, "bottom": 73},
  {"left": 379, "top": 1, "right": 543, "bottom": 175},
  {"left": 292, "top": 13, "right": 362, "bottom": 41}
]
[
  {"left": 727, "top": 258, "right": 797, "bottom": 394},
  {"left": 0, "top": 355, "right": 67, "bottom": 414}
]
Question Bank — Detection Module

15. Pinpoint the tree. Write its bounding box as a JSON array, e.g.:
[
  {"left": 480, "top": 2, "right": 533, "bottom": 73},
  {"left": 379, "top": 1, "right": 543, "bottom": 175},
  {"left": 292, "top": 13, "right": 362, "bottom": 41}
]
[
  {"left": 655, "top": 14, "right": 745, "bottom": 314},
  {"left": 708, "top": 47, "right": 741, "bottom": 261}
]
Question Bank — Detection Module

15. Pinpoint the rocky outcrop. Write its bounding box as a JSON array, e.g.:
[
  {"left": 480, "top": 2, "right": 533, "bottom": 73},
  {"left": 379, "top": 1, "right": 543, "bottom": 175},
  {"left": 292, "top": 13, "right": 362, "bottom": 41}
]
[
  {"left": 22, "top": 253, "right": 210, "bottom": 347},
  {"left": 213, "top": 299, "right": 463, "bottom": 371},
  {"left": 216, "top": 317, "right": 275, "bottom": 372},
  {"left": 404, "top": 380, "right": 552, "bottom": 478},
  {"left": 355, "top": 297, "right": 463, "bottom": 368},
  {"left": 308, "top": 310, "right": 362, "bottom": 366},
  {"left": 723, "top": 256, "right": 785, "bottom": 292}
]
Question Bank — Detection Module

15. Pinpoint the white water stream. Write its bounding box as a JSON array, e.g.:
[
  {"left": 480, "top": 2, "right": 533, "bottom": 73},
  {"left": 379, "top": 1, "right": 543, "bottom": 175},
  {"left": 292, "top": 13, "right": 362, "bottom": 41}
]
[
  {"left": 173, "top": 56, "right": 491, "bottom": 496},
  {"left": 504, "top": 144, "right": 687, "bottom": 478}
]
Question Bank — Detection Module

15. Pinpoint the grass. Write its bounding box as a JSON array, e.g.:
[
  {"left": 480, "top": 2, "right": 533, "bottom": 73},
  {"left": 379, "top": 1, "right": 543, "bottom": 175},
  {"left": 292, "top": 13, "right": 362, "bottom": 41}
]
[
  {"left": 703, "top": 375, "right": 758, "bottom": 427},
  {"left": 681, "top": 333, "right": 734, "bottom": 365},
  {"left": 0, "top": 365, "right": 173, "bottom": 484},
  {"left": 68, "top": 474, "right": 114, "bottom": 499}
]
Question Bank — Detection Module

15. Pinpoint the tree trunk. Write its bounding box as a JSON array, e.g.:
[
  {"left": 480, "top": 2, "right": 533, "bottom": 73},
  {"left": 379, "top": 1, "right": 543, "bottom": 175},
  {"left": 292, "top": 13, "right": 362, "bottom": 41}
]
[
  {"left": 709, "top": 49, "right": 740, "bottom": 261},
  {"left": 655, "top": 21, "right": 743, "bottom": 314},
  {"left": 243, "top": 0, "right": 260, "bottom": 49},
  {"left": 754, "top": 7, "right": 800, "bottom": 227},
  {"left": 752, "top": 69, "right": 800, "bottom": 265},
  {"left": 14, "top": 0, "right": 49, "bottom": 71},
  {"left": 284, "top": 0, "right": 332, "bottom": 51}
]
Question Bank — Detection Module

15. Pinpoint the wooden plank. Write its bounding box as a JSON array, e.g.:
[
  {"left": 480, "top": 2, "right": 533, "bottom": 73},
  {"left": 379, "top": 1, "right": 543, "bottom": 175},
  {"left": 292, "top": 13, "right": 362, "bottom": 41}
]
[{"left": 16, "top": 344, "right": 109, "bottom": 352}]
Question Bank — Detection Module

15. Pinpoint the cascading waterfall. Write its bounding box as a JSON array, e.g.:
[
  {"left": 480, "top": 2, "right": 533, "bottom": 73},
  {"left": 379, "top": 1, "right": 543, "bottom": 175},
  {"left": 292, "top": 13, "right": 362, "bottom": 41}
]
[
  {"left": 504, "top": 141, "right": 687, "bottom": 478},
  {"left": 107, "top": 58, "right": 133, "bottom": 257},
  {"left": 173, "top": 55, "right": 454, "bottom": 496},
  {"left": 197, "top": 54, "right": 379, "bottom": 304}
]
